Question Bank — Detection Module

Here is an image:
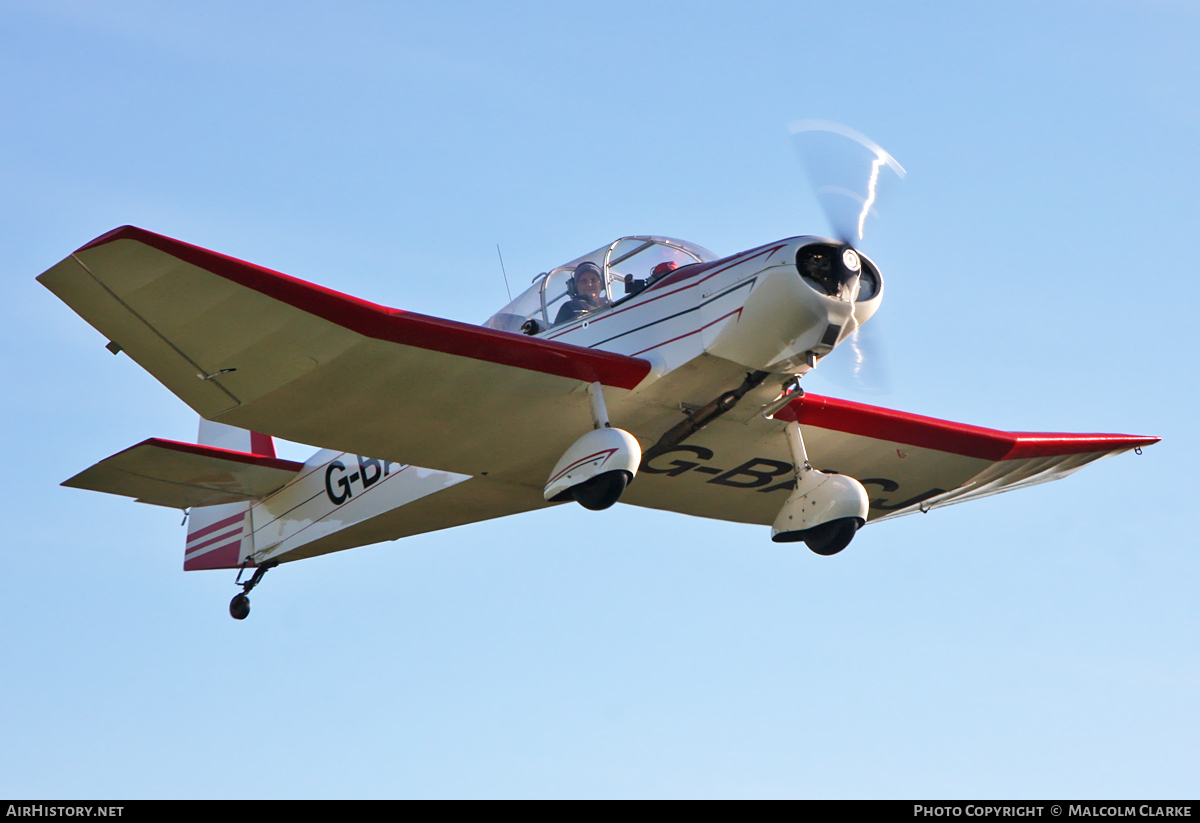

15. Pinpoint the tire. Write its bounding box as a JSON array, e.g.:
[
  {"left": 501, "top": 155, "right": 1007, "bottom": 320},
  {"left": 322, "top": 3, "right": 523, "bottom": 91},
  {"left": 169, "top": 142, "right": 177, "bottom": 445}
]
[
  {"left": 229, "top": 593, "right": 251, "bottom": 620},
  {"left": 571, "top": 470, "right": 630, "bottom": 511},
  {"left": 802, "top": 517, "right": 860, "bottom": 556}
]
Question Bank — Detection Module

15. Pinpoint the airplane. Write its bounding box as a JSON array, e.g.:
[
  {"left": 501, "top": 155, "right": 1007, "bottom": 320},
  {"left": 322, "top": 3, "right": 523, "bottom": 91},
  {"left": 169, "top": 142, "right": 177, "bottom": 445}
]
[{"left": 36, "top": 129, "right": 1159, "bottom": 620}]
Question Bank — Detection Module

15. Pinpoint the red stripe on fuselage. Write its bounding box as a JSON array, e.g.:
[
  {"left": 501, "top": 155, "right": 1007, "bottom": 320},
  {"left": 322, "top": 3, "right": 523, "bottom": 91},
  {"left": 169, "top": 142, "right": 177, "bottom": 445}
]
[
  {"left": 545, "top": 244, "right": 787, "bottom": 343},
  {"left": 644, "top": 243, "right": 787, "bottom": 293},
  {"left": 629, "top": 308, "right": 743, "bottom": 357}
]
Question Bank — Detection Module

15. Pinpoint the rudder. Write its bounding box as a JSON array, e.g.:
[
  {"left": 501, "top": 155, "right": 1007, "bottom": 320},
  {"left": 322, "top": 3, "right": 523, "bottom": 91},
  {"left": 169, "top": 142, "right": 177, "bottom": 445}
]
[{"left": 183, "top": 420, "right": 275, "bottom": 571}]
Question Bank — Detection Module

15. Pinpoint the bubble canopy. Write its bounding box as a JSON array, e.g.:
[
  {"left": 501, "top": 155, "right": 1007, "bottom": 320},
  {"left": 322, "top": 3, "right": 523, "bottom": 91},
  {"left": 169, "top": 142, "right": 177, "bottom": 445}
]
[{"left": 484, "top": 236, "right": 718, "bottom": 334}]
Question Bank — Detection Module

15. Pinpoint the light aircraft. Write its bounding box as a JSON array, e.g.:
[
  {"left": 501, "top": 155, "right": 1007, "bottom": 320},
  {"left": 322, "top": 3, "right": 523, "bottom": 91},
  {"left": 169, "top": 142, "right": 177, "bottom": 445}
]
[{"left": 37, "top": 125, "right": 1158, "bottom": 619}]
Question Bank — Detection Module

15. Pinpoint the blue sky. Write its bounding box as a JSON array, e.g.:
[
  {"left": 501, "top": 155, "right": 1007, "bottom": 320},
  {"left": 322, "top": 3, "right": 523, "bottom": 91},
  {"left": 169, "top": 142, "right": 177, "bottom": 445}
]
[{"left": 2, "top": 0, "right": 1197, "bottom": 798}]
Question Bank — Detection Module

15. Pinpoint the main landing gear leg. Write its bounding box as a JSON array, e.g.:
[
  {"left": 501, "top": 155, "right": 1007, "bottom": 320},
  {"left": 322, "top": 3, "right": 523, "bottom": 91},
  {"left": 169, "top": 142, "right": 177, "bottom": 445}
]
[
  {"left": 542, "top": 382, "right": 642, "bottom": 510},
  {"left": 229, "top": 560, "right": 278, "bottom": 621},
  {"left": 571, "top": 382, "right": 629, "bottom": 510},
  {"left": 770, "top": 421, "right": 869, "bottom": 555}
]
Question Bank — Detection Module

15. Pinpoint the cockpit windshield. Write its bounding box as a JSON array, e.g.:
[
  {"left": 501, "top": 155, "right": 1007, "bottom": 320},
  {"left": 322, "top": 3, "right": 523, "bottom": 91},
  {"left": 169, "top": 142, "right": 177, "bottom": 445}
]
[{"left": 484, "top": 236, "right": 717, "bottom": 334}]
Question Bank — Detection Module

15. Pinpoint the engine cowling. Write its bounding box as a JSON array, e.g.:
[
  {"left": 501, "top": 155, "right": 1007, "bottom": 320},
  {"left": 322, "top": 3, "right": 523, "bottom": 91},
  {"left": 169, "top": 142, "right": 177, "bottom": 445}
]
[{"left": 703, "top": 238, "right": 884, "bottom": 375}]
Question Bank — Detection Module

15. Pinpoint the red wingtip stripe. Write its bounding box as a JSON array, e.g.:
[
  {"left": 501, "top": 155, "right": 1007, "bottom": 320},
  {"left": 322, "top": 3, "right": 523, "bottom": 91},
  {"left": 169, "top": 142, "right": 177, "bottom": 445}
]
[
  {"left": 776, "top": 393, "right": 1159, "bottom": 461},
  {"left": 1002, "top": 433, "right": 1161, "bottom": 460}
]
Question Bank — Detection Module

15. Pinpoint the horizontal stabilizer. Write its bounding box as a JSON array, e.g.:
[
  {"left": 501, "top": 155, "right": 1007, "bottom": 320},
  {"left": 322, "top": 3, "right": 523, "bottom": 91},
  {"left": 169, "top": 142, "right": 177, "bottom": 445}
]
[{"left": 63, "top": 438, "right": 305, "bottom": 509}]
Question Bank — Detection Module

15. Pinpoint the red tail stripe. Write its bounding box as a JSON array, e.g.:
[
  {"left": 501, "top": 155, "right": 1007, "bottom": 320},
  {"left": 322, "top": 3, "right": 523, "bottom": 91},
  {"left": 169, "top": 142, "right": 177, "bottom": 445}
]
[
  {"left": 249, "top": 431, "right": 276, "bottom": 458},
  {"left": 186, "top": 511, "right": 246, "bottom": 542},
  {"left": 183, "top": 540, "right": 243, "bottom": 570},
  {"left": 186, "top": 527, "right": 243, "bottom": 553}
]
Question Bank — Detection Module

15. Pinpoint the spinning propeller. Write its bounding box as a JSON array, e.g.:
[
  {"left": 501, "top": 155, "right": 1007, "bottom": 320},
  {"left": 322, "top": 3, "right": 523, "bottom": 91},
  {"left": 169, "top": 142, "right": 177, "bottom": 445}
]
[{"left": 789, "top": 120, "right": 905, "bottom": 394}]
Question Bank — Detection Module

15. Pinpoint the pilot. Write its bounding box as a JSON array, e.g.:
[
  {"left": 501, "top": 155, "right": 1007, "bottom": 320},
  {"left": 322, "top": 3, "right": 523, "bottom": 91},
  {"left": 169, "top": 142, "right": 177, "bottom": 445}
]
[
  {"left": 651, "top": 261, "right": 679, "bottom": 278},
  {"left": 554, "top": 262, "right": 609, "bottom": 325}
]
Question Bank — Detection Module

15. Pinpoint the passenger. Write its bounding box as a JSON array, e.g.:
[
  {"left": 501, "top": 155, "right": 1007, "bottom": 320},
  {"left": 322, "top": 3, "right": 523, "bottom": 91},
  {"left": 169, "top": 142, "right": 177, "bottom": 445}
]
[{"left": 554, "top": 262, "right": 609, "bottom": 325}]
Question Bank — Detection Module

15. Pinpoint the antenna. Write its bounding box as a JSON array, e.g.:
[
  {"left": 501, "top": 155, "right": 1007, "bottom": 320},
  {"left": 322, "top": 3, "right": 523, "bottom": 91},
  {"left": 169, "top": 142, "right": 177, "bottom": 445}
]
[{"left": 496, "top": 244, "right": 512, "bottom": 302}]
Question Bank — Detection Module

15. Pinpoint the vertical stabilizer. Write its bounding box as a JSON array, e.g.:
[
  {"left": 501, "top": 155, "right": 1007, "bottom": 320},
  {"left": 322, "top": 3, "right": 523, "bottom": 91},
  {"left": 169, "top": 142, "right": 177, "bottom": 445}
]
[
  {"left": 196, "top": 419, "right": 277, "bottom": 457},
  {"left": 183, "top": 420, "right": 276, "bottom": 571}
]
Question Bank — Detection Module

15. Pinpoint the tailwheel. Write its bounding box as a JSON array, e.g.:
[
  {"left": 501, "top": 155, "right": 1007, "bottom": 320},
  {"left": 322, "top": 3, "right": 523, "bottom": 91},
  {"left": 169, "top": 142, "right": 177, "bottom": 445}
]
[
  {"left": 229, "top": 593, "right": 251, "bottom": 620},
  {"left": 229, "top": 560, "right": 277, "bottom": 620}
]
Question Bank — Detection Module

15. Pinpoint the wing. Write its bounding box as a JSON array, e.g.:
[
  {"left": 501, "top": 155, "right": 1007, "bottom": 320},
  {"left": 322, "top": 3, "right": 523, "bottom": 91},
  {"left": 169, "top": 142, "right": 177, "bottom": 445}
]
[
  {"left": 38, "top": 226, "right": 651, "bottom": 487},
  {"left": 63, "top": 438, "right": 305, "bottom": 509},
  {"left": 623, "top": 392, "right": 1159, "bottom": 524}
]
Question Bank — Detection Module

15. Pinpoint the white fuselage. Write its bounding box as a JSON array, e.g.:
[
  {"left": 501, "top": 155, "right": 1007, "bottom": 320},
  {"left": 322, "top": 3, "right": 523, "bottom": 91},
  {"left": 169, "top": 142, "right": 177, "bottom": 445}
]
[
  {"left": 243, "top": 235, "right": 883, "bottom": 567},
  {"left": 538, "top": 237, "right": 880, "bottom": 378}
]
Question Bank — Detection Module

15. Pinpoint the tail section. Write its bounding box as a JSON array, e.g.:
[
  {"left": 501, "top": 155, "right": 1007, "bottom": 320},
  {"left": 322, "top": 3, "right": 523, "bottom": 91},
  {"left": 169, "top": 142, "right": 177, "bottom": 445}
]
[
  {"left": 183, "top": 420, "right": 276, "bottom": 571},
  {"left": 181, "top": 420, "right": 485, "bottom": 570},
  {"left": 183, "top": 506, "right": 252, "bottom": 570},
  {"left": 63, "top": 415, "right": 537, "bottom": 574},
  {"left": 64, "top": 415, "right": 517, "bottom": 575},
  {"left": 196, "top": 419, "right": 277, "bottom": 458}
]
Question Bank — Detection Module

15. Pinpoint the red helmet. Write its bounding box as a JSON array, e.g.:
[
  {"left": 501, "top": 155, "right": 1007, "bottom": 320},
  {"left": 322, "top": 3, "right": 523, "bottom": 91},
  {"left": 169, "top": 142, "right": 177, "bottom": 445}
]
[{"left": 651, "top": 261, "right": 679, "bottom": 277}]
